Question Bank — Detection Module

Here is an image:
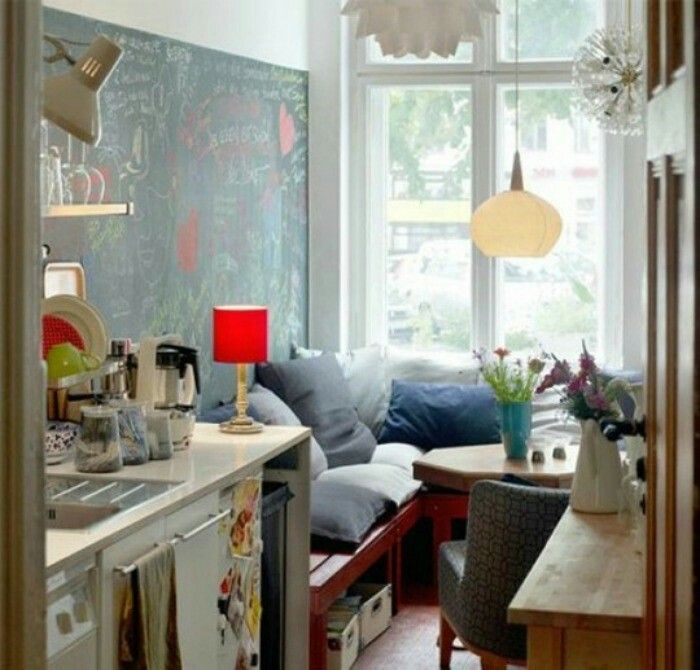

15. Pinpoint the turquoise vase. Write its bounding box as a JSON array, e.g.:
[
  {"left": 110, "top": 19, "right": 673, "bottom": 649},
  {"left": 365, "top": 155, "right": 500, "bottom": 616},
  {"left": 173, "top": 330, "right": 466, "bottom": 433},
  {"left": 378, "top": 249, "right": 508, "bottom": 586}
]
[{"left": 499, "top": 401, "right": 532, "bottom": 459}]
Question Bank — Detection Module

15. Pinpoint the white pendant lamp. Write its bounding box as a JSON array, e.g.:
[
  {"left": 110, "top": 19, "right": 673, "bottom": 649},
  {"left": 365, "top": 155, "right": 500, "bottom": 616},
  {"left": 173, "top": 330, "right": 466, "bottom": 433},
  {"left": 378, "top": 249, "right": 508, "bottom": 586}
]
[
  {"left": 471, "top": 0, "right": 562, "bottom": 257},
  {"left": 43, "top": 34, "right": 123, "bottom": 146},
  {"left": 341, "top": 0, "right": 499, "bottom": 60}
]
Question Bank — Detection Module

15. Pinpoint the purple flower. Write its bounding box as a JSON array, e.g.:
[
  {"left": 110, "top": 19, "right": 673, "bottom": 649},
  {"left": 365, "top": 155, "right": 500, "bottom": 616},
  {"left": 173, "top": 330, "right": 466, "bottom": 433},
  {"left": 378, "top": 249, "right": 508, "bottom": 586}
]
[
  {"left": 579, "top": 341, "right": 597, "bottom": 376},
  {"left": 584, "top": 389, "right": 609, "bottom": 412},
  {"left": 550, "top": 360, "right": 573, "bottom": 385}
]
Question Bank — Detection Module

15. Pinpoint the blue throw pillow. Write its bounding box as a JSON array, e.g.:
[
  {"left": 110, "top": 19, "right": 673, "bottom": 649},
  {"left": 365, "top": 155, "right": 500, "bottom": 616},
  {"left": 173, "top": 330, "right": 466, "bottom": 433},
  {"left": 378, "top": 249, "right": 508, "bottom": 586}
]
[{"left": 378, "top": 380, "right": 500, "bottom": 449}]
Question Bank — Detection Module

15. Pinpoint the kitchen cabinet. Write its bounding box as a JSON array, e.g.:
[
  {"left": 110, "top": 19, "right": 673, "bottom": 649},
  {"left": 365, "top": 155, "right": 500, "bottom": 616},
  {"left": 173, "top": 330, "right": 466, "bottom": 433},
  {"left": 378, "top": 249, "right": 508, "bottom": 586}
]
[
  {"left": 166, "top": 492, "right": 221, "bottom": 670},
  {"left": 99, "top": 519, "right": 166, "bottom": 670},
  {"left": 46, "top": 426, "right": 311, "bottom": 670}
]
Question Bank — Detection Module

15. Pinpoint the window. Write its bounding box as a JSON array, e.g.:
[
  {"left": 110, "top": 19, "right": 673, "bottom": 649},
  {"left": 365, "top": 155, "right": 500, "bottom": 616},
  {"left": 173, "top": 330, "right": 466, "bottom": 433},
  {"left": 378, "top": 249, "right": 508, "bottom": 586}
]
[
  {"left": 498, "top": 0, "right": 602, "bottom": 61},
  {"left": 369, "top": 86, "right": 473, "bottom": 350},
  {"left": 353, "top": 1, "right": 613, "bottom": 362},
  {"left": 497, "top": 86, "right": 603, "bottom": 360}
]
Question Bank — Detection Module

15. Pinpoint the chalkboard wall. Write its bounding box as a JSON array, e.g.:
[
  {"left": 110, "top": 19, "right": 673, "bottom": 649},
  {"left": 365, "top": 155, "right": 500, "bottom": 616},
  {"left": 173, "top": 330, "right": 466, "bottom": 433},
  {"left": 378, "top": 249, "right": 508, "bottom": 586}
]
[{"left": 43, "top": 9, "right": 308, "bottom": 409}]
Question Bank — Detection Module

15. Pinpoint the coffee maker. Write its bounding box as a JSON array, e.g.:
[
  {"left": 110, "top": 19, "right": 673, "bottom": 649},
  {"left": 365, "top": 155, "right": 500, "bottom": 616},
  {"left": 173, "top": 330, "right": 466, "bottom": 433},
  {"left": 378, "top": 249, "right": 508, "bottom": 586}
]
[{"left": 130, "top": 335, "right": 201, "bottom": 448}]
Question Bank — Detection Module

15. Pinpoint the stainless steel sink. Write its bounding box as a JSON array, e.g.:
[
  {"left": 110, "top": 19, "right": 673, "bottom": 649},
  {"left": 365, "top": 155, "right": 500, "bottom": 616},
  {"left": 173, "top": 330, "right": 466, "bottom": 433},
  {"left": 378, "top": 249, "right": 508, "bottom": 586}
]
[
  {"left": 46, "top": 475, "right": 183, "bottom": 530},
  {"left": 46, "top": 501, "right": 121, "bottom": 529}
]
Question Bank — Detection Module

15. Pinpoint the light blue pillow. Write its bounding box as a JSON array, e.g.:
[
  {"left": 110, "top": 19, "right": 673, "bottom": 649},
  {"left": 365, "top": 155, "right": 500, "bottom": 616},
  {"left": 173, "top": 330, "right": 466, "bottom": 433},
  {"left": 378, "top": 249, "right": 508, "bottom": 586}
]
[{"left": 378, "top": 380, "right": 500, "bottom": 449}]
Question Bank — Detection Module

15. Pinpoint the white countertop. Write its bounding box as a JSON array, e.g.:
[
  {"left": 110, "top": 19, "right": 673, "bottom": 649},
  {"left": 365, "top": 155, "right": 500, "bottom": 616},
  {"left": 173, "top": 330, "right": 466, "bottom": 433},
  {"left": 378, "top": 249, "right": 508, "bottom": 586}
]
[{"left": 45, "top": 423, "right": 311, "bottom": 575}]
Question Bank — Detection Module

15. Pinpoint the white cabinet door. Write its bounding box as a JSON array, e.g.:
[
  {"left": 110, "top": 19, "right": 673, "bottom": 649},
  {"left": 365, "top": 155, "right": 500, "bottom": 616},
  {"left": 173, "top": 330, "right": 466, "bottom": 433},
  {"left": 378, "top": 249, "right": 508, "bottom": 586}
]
[
  {"left": 165, "top": 492, "right": 221, "bottom": 670},
  {"left": 99, "top": 519, "right": 166, "bottom": 670},
  {"left": 217, "top": 476, "right": 263, "bottom": 670}
]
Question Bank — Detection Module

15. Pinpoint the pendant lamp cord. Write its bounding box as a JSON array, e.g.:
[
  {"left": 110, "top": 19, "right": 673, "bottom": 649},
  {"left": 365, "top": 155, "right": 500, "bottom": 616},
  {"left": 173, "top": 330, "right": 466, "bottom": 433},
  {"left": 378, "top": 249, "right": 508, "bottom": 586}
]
[
  {"left": 515, "top": 0, "right": 520, "bottom": 151},
  {"left": 626, "top": 0, "right": 631, "bottom": 31}
]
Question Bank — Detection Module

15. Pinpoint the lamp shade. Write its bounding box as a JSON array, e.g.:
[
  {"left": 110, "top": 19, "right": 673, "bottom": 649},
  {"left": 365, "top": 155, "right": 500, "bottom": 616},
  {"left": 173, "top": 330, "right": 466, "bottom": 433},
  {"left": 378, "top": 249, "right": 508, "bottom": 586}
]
[
  {"left": 471, "top": 152, "right": 562, "bottom": 257},
  {"left": 43, "top": 34, "right": 123, "bottom": 145},
  {"left": 341, "top": 0, "right": 498, "bottom": 59},
  {"left": 213, "top": 306, "right": 268, "bottom": 364}
]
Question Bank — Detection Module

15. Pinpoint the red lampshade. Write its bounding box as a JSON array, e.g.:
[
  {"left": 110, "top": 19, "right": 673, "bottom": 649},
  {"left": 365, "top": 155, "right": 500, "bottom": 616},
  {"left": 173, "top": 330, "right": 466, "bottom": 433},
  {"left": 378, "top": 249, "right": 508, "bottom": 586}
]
[{"left": 213, "top": 306, "right": 268, "bottom": 363}]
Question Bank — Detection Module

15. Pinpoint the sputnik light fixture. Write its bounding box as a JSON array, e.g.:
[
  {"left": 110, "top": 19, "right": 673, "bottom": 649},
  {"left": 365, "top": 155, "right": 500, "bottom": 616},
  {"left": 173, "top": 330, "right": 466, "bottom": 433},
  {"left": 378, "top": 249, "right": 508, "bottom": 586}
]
[
  {"left": 572, "top": 0, "right": 643, "bottom": 136},
  {"left": 471, "top": 0, "right": 562, "bottom": 258}
]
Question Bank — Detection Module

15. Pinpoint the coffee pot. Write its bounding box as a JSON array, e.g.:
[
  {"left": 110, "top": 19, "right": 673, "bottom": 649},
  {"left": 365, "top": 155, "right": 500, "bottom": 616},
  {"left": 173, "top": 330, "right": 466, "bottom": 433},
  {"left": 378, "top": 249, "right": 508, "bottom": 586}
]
[
  {"left": 130, "top": 335, "right": 201, "bottom": 449},
  {"left": 154, "top": 344, "right": 201, "bottom": 409}
]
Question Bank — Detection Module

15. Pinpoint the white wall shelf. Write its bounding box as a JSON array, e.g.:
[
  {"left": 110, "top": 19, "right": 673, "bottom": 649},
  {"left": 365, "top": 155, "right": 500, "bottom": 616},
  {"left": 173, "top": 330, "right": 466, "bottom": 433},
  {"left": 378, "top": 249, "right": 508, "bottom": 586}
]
[{"left": 43, "top": 203, "right": 134, "bottom": 219}]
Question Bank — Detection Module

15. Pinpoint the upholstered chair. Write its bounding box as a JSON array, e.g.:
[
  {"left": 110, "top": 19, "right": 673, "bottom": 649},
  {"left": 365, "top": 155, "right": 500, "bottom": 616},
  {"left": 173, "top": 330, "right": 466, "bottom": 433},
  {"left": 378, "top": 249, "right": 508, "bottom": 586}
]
[{"left": 438, "top": 480, "right": 569, "bottom": 669}]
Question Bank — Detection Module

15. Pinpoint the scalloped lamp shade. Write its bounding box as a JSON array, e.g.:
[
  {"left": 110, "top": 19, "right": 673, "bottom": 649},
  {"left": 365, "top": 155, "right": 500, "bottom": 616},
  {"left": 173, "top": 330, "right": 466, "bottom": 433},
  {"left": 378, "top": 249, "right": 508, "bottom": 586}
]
[
  {"left": 471, "top": 152, "right": 562, "bottom": 257},
  {"left": 341, "top": 0, "right": 499, "bottom": 59}
]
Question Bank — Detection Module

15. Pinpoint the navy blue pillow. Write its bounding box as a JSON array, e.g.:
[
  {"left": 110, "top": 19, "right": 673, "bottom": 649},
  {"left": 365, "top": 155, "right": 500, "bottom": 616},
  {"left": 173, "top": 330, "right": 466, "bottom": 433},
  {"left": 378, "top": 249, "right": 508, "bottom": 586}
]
[{"left": 378, "top": 381, "right": 500, "bottom": 449}]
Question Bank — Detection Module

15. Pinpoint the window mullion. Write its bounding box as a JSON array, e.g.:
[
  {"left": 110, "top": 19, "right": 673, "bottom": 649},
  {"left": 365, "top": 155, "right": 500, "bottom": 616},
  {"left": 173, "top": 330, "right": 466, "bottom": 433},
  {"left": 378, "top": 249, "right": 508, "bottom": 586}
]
[{"left": 472, "top": 77, "right": 496, "bottom": 352}]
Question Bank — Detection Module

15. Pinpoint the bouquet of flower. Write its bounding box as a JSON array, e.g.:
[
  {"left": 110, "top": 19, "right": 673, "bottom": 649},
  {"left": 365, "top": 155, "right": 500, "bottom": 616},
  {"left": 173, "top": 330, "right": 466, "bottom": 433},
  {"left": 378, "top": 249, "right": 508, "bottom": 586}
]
[
  {"left": 474, "top": 347, "right": 546, "bottom": 404},
  {"left": 536, "top": 342, "right": 631, "bottom": 421}
]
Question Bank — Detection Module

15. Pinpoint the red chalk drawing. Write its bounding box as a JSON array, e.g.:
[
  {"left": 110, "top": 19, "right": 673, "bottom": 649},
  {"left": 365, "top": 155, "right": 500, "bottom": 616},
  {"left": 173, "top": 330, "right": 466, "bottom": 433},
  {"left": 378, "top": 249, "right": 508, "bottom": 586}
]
[
  {"left": 177, "top": 208, "right": 199, "bottom": 273},
  {"left": 279, "top": 103, "right": 295, "bottom": 157}
]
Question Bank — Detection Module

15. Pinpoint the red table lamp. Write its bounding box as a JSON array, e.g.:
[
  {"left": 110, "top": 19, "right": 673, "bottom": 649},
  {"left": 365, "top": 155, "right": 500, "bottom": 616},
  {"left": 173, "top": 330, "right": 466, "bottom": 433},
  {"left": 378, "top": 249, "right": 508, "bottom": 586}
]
[{"left": 213, "top": 305, "right": 268, "bottom": 434}]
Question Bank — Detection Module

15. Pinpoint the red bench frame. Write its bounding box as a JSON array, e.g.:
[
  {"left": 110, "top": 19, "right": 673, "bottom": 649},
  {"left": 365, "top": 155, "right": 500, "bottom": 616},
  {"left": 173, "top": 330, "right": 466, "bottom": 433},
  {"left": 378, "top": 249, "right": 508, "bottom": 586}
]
[{"left": 308, "top": 492, "right": 469, "bottom": 670}]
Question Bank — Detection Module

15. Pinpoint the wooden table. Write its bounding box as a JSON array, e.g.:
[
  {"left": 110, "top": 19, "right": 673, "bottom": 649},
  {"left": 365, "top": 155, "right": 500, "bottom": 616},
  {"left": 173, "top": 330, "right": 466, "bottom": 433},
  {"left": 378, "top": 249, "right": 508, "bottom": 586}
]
[
  {"left": 508, "top": 508, "right": 643, "bottom": 669},
  {"left": 413, "top": 443, "right": 578, "bottom": 492}
]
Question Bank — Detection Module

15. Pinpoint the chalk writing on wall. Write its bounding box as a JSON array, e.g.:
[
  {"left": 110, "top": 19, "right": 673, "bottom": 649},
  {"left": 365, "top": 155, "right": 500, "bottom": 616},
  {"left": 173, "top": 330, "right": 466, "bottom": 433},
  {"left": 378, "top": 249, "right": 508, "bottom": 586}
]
[{"left": 43, "top": 8, "right": 308, "bottom": 408}]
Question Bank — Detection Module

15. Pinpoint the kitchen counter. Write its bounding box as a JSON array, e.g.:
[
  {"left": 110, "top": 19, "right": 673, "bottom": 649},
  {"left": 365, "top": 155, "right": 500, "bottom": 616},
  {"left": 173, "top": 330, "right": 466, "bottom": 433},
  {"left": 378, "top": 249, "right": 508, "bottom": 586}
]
[{"left": 46, "top": 423, "right": 311, "bottom": 575}]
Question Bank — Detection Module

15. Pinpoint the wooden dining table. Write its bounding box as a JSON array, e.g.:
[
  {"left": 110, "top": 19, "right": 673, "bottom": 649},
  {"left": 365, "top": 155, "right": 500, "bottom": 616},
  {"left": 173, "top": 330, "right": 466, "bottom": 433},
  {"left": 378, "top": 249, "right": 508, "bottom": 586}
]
[{"left": 413, "top": 442, "right": 578, "bottom": 492}]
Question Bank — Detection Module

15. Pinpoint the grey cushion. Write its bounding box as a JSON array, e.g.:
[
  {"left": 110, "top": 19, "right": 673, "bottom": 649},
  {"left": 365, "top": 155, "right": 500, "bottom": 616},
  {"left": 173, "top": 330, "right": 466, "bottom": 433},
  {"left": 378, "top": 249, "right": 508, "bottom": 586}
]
[
  {"left": 370, "top": 442, "right": 424, "bottom": 473},
  {"left": 257, "top": 354, "right": 377, "bottom": 468},
  {"left": 293, "top": 343, "right": 387, "bottom": 435},
  {"left": 247, "top": 384, "right": 328, "bottom": 479},
  {"left": 310, "top": 480, "right": 388, "bottom": 545},
  {"left": 317, "top": 462, "right": 421, "bottom": 508}
]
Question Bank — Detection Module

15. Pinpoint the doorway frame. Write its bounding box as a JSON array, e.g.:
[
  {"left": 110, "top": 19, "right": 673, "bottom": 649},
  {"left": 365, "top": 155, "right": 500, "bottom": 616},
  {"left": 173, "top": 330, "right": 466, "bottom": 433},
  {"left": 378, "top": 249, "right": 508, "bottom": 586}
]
[{"left": 0, "top": 1, "right": 45, "bottom": 668}]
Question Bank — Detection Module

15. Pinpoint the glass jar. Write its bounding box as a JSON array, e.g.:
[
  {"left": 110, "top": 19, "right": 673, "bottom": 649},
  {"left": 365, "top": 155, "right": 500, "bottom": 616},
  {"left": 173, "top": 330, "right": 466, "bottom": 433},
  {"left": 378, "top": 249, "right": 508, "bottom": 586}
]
[
  {"left": 145, "top": 409, "right": 174, "bottom": 461},
  {"left": 109, "top": 400, "right": 149, "bottom": 465},
  {"left": 75, "top": 406, "right": 123, "bottom": 473}
]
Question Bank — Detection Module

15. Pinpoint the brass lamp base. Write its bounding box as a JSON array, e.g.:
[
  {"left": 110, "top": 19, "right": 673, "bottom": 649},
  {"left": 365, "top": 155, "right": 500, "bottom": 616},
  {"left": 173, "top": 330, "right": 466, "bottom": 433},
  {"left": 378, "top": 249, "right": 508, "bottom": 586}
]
[
  {"left": 219, "top": 363, "right": 264, "bottom": 435},
  {"left": 219, "top": 417, "right": 263, "bottom": 434}
]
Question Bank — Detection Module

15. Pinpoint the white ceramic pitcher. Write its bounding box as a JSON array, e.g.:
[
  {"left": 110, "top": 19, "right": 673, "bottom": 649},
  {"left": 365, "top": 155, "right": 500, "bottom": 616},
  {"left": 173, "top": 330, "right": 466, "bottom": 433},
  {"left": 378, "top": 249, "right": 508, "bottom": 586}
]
[{"left": 570, "top": 419, "right": 623, "bottom": 513}]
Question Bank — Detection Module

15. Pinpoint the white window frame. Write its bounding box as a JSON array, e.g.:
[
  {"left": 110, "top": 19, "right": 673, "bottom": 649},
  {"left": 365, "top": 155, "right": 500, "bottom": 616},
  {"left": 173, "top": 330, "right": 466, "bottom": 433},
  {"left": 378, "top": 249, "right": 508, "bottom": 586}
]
[{"left": 347, "top": 0, "right": 634, "bottom": 366}]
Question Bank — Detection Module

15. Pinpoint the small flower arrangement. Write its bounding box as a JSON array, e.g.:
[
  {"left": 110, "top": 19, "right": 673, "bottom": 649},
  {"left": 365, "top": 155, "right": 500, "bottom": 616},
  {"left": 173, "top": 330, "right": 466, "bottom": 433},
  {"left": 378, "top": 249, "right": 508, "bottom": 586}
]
[
  {"left": 474, "top": 347, "right": 546, "bottom": 404},
  {"left": 536, "top": 342, "right": 631, "bottom": 421}
]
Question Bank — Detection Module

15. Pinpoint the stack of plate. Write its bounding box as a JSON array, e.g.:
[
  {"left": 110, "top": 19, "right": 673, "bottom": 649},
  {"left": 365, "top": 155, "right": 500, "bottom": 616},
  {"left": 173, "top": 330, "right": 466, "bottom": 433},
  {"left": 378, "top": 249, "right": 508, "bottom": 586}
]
[
  {"left": 41, "top": 295, "right": 108, "bottom": 362},
  {"left": 42, "top": 295, "right": 110, "bottom": 427}
]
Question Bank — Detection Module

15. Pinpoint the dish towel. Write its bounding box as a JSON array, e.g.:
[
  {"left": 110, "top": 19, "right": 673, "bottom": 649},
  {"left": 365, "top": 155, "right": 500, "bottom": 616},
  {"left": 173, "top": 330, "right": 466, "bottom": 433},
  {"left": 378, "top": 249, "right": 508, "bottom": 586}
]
[{"left": 119, "top": 542, "right": 182, "bottom": 670}]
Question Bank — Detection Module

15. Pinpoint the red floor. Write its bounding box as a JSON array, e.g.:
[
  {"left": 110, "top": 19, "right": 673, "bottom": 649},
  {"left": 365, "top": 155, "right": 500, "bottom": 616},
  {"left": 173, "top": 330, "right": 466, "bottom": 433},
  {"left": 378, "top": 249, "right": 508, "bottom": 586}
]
[{"left": 353, "top": 604, "right": 482, "bottom": 670}]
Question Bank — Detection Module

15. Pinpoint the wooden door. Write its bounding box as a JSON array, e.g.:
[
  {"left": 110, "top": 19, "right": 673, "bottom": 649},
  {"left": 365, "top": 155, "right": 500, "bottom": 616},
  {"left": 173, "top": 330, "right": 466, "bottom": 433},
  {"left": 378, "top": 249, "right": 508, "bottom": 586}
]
[
  {"left": 0, "top": 1, "right": 44, "bottom": 669},
  {"left": 645, "top": 1, "right": 698, "bottom": 668}
]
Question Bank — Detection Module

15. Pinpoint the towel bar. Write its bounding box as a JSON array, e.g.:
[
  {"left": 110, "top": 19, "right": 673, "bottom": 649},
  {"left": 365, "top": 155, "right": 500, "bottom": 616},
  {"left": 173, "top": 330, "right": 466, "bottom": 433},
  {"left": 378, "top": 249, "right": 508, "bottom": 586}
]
[{"left": 114, "top": 509, "right": 230, "bottom": 575}]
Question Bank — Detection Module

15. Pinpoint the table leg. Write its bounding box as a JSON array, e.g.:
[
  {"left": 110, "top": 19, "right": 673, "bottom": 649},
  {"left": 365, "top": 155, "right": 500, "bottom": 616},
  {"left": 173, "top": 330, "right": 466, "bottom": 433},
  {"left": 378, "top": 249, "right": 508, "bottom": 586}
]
[
  {"left": 527, "top": 626, "right": 563, "bottom": 669},
  {"left": 309, "top": 612, "right": 328, "bottom": 670},
  {"left": 432, "top": 515, "right": 452, "bottom": 586}
]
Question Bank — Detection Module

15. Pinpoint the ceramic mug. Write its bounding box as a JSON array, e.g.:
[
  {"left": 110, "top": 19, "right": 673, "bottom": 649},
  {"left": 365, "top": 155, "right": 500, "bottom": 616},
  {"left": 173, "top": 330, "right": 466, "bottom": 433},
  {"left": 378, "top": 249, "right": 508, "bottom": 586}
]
[{"left": 47, "top": 343, "right": 100, "bottom": 379}]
